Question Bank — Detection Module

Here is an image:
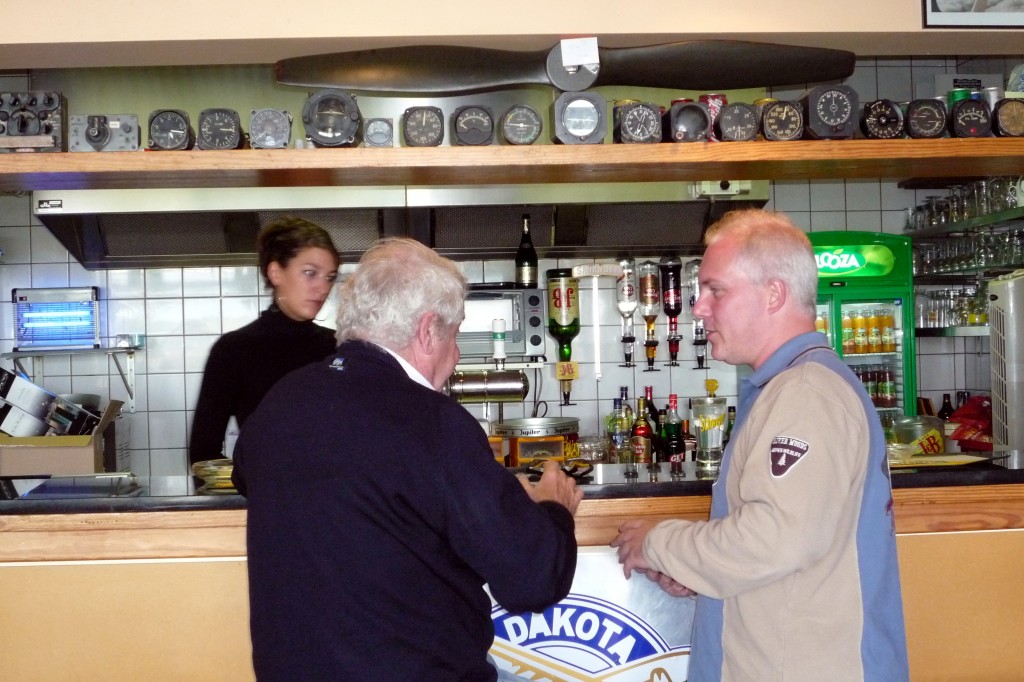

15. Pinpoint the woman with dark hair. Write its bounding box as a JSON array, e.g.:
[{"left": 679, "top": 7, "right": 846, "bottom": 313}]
[{"left": 189, "top": 217, "right": 340, "bottom": 466}]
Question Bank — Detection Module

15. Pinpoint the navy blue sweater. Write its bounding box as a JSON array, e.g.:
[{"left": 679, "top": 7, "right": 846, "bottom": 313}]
[{"left": 233, "top": 340, "right": 577, "bottom": 681}]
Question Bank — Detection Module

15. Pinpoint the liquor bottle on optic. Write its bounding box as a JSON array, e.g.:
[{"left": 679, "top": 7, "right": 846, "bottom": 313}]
[
  {"left": 616, "top": 257, "right": 638, "bottom": 367},
  {"left": 514, "top": 214, "right": 538, "bottom": 288},
  {"left": 638, "top": 260, "right": 662, "bottom": 372},
  {"left": 659, "top": 255, "right": 683, "bottom": 366},
  {"left": 546, "top": 268, "right": 580, "bottom": 405}
]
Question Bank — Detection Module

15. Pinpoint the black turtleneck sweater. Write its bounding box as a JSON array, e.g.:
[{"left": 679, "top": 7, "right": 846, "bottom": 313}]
[{"left": 188, "top": 306, "right": 337, "bottom": 465}]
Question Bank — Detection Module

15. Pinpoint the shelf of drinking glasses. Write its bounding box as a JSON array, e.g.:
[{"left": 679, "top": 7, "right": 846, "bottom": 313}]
[
  {"left": 910, "top": 206, "right": 1024, "bottom": 240},
  {"left": 915, "top": 326, "right": 990, "bottom": 337},
  {"left": 913, "top": 269, "right": 1014, "bottom": 285}
]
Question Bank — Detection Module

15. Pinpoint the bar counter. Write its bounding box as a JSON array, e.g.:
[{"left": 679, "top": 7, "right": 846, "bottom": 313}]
[{"left": 2, "top": 458, "right": 1023, "bottom": 681}]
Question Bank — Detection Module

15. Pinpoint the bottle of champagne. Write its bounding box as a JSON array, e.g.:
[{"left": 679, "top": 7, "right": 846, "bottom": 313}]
[
  {"left": 631, "top": 397, "right": 654, "bottom": 465},
  {"left": 937, "top": 393, "right": 955, "bottom": 421},
  {"left": 515, "top": 214, "right": 538, "bottom": 288}
]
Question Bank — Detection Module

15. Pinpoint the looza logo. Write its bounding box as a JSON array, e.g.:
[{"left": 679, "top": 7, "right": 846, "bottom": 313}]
[
  {"left": 491, "top": 594, "right": 689, "bottom": 680},
  {"left": 816, "top": 249, "right": 864, "bottom": 272}
]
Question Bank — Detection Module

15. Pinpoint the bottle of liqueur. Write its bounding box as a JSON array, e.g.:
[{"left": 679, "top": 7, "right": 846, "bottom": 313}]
[
  {"left": 515, "top": 214, "right": 538, "bottom": 288},
  {"left": 723, "top": 406, "right": 737, "bottom": 446},
  {"left": 606, "top": 398, "right": 629, "bottom": 462},
  {"left": 937, "top": 393, "right": 955, "bottom": 421},
  {"left": 658, "top": 255, "right": 684, "bottom": 365},
  {"left": 665, "top": 394, "right": 684, "bottom": 475},
  {"left": 638, "top": 260, "right": 662, "bottom": 371},
  {"left": 630, "top": 397, "right": 654, "bottom": 466},
  {"left": 546, "top": 268, "right": 580, "bottom": 405},
  {"left": 620, "top": 386, "right": 634, "bottom": 426}
]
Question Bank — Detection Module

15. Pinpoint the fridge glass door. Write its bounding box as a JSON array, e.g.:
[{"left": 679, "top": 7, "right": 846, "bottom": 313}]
[{"left": 838, "top": 299, "right": 906, "bottom": 418}]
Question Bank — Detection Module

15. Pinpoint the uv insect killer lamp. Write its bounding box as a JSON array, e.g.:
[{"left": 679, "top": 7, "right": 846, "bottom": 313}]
[{"left": 12, "top": 287, "right": 101, "bottom": 351}]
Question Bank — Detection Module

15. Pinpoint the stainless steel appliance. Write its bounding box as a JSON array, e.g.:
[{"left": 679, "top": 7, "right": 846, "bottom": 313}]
[{"left": 457, "top": 285, "right": 545, "bottom": 361}]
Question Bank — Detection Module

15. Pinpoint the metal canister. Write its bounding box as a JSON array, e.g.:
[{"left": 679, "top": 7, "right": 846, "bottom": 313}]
[
  {"left": 700, "top": 93, "right": 727, "bottom": 141},
  {"left": 982, "top": 86, "right": 1005, "bottom": 112},
  {"left": 444, "top": 370, "right": 529, "bottom": 404},
  {"left": 948, "top": 88, "right": 972, "bottom": 108}
]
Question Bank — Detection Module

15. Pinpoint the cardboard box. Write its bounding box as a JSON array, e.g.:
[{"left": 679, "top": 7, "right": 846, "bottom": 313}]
[{"left": 0, "top": 400, "right": 123, "bottom": 476}]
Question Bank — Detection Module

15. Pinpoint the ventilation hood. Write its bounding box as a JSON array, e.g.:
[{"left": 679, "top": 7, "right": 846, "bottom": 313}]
[{"left": 32, "top": 182, "right": 767, "bottom": 270}]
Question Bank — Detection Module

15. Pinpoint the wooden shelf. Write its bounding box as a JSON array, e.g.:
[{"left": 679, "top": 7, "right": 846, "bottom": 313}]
[{"left": 4, "top": 139, "right": 1024, "bottom": 192}]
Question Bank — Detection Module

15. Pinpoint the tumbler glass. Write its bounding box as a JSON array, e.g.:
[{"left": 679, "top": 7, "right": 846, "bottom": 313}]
[{"left": 692, "top": 396, "right": 728, "bottom": 478}]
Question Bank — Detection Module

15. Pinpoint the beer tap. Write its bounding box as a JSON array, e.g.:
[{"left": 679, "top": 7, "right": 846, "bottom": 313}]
[
  {"left": 685, "top": 258, "right": 707, "bottom": 369},
  {"left": 616, "top": 257, "right": 638, "bottom": 367},
  {"left": 638, "top": 260, "right": 662, "bottom": 372},
  {"left": 659, "top": 255, "right": 683, "bottom": 366}
]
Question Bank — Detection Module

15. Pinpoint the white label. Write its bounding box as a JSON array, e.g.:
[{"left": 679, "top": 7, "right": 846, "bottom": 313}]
[{"left": 560, "top": 37, "right": 600, "bottom": 68}]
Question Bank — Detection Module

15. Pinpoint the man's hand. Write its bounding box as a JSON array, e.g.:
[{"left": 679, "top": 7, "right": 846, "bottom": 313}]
[
  {"left": 610, "top": 518, "right": 658, "bottom": 580},
  {"left": 642, "top": 569, "right": 696, "bottom": 598},
  {"left": 519, "top": 460, "right": 583, "bottom": 514}
]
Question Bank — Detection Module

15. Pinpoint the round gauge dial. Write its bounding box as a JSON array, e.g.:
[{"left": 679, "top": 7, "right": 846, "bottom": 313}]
[
  {"left": 301, "top": 90, "right": 361, "bottom": 147},
  {"left": 500, "top": 104, "right": 542, "bottom": 145},
  {"left": 667, "top": 102, "right": 710, "bottom": 142},
  {"left": 803, "top": 84, "right": 858, "bottom": 139},
  {"left": 905, "top": 99, "right": 947, "bottom": 139},
  {"left": 452, "top": 105, "right": 494, "bottom": 146},
  {"left": 993, "top": 98, "right": 1024, "bottom": 137},
  {"left": 363, "top": 118, "right": 394, "bottom": 147},
  {"left": 402, "top": 106, "right": 445, "bottom": 146},
  {"left": 617, "top": 102, "right": 661, "bottom": 143},
  {"left": 553, "top": 91, "right": 606, "bottom": 144},
  {"left": 761, "top": 100, "right": 803, "bottom": 141},
  {"left": 197, "top": 108, "right": 243, "bottom": 150},
  {"left": 249, "top": 109, "right": 292, "bottom": 149},
  {"left": 148, "top": 109, "right": 193, "bottom": 151},
  {"left": 714, "top": 102, "right": 759, "bottom": 142},
  {"left": 951, "top": 99, "right": 992, "bottom": 138},
  {"left": 860, "top": 99, "right": 905, "bottom": 139},
  {"left": 564, "top": 99, "right": 599, "bottom": 136}
]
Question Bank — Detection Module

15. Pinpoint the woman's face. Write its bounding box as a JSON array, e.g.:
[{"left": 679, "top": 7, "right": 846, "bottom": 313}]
[{"left": 267, "top": 246, "right": 339, "bottom": 321}]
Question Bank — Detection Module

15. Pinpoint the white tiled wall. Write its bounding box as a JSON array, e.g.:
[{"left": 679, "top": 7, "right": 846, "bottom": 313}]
[{"left": 1, "top": 55, "right": 1018, "bottom": 472}]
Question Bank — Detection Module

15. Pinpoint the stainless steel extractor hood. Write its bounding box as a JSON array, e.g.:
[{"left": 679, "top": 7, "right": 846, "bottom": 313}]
[{"left": 32, "top": 182, "right": 767, "bottom": 270}]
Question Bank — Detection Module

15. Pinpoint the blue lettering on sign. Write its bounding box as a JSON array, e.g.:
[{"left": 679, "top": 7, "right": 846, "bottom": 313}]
[{"left": 492, "top": 594, "right": 668, "bottom": 671}]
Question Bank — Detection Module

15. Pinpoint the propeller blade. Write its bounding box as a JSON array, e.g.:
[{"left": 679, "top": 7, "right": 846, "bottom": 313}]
[
  {"left": 275, "top": 45, "right": 551, "bottom": 95},
  {"left": 275, "top": 40, "right": 857, "bottom": 94},
  {"left": 589, "top": 41, "right": 856, "bottom": 91}
]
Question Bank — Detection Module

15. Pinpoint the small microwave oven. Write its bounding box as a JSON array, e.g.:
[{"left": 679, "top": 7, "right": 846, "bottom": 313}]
[{"left": 457, "top": 285, "right": 546, "bottom": 360}]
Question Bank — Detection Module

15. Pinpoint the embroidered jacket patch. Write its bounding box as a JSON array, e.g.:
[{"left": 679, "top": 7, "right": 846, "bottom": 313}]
[{"left": 770, "top": 436, "right": 810, "bottom": 477}]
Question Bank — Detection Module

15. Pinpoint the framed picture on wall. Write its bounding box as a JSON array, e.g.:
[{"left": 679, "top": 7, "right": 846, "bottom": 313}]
[{"left": 924, "top": 0, "right": 1024, "bottom": 27}]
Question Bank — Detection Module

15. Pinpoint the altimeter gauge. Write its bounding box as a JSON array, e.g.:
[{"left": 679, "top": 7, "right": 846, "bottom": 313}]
[
  {"left": 148, "top": 109, "right": 194, "bottom": 150},
  {"left": 197, "top": 108, "right": 244, "bottom": 150},
  {"left": 249, "top": 108, "right": 292, "bottom": 149},
  {"left": 402, "top": 106, "right": 445, "bottom": 146}
]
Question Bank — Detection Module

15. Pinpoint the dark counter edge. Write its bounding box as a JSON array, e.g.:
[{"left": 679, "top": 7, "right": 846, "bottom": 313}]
[{"left": 1, "top": 457, "right": 1019, "bottom": 516}]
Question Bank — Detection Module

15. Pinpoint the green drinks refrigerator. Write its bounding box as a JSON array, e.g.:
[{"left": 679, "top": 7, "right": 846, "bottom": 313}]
[{"left": 809, "top": 231, "right": 917, "bottom": 420}]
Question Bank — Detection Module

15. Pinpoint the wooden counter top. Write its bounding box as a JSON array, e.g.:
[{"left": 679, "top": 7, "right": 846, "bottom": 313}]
[{"left": 4, "top": 481, "right": 1024, "bottom": 562}]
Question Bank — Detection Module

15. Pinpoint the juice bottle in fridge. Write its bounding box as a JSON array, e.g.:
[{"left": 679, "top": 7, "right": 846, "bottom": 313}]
[
  {"left": 867, "top": 308, "right": 882, "bottom": 353},
  {"left": 880, "top": 306, "right": 896, "bottom": 352},
  {"left": 852, "top": 308, "right": 868, "bottom": 354},
  {"left": 841, "top": 311, "right": 855, "bottom": 355}
]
